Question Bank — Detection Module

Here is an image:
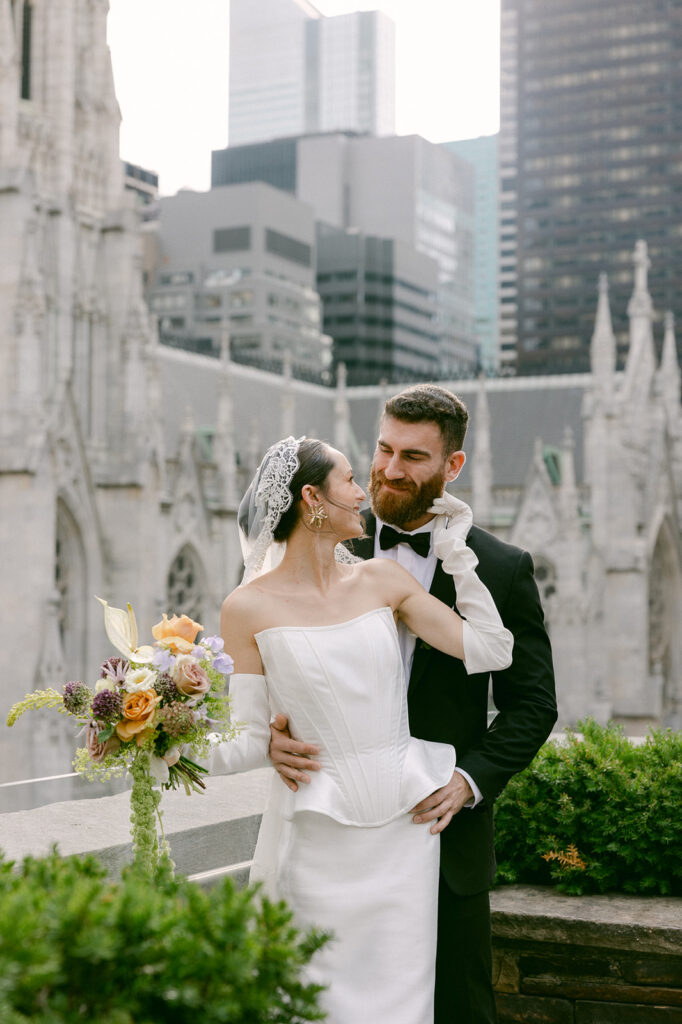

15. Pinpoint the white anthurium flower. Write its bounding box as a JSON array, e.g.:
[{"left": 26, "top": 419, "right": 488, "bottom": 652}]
[{"left": 95, "top": 597, "right": 156, "bottom": 663}]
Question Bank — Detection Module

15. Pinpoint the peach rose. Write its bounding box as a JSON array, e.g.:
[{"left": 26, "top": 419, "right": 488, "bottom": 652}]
[
  {"left": 152, "top": 613, "right": 204, "bottom": 654},
  {"left": 116, "top": 689, "right": 162, "bottom": 742},
  {"left": 85, "top": 722, "right": 122, "bottom": 763},
  {"left": 170, "top": 654, "right": 210, "bottom": 699}
]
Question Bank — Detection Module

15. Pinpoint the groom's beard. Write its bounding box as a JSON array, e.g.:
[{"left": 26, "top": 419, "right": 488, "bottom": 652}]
[{"left": 368, "top": 465, "right": 446, "bottom": 529}]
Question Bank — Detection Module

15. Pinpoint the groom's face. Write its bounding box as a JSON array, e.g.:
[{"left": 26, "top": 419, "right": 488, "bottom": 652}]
[{"left": 369, "top": 416, "right": 465, "bottom": 531}]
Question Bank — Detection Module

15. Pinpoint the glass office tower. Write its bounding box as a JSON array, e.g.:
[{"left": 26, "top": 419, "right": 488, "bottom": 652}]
[{"left": 499, "top": 0, "right": 682, "bottom": 374}]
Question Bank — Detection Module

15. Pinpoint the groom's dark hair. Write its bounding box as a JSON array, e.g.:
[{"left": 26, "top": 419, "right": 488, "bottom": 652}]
[{"left": 384, "top": 384, "right": 469, "bottom": 455}]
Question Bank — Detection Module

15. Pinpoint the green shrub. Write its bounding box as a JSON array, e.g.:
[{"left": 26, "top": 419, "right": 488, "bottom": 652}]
[
  {"left": 494, "top": 719, "right": 682, "bottom": 896},
  {"left": 0, "top": 849, "right": 327, "bottom": 1023}
]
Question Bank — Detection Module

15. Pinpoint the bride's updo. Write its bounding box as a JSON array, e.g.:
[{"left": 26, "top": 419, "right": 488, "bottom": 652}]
[{"left": 273, "top": 439, "right": 335, "bottom": 542}]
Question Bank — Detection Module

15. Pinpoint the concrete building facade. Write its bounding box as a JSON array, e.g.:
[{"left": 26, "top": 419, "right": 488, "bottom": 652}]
[
  {"left": 147, "top": 183, "right": 331, "bottom": 375},
  {"left": 212, "top": 132, "right": 477, "bottom": 375}
]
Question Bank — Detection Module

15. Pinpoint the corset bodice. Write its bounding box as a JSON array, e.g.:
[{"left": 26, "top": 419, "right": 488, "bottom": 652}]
[{"left": 256, "top": 606, "right": 455, "bottom": 826}]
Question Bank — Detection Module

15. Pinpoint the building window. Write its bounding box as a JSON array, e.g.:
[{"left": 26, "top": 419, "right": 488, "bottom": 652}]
[
  {"left": 55, "top": 499, "right": 87, "bottom": 680},
  {"left": 20, "top": 0, "right": 32, "bottom": 99},
  {"left": 167, "top": 546, "right": 204, "bottom": 624},
  {"left": 265, "top": 229, "right": 312, "bottom": 267},
  {"left": 213, "top": 227, "right": 251, "bottom": 253}
]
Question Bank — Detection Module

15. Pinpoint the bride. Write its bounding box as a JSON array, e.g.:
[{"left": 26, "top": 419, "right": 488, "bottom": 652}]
[{"left": 209, "top": 435, "right": 512, "bottom": 1024}]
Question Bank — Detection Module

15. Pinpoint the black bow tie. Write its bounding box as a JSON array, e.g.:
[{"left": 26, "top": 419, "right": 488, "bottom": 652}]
[{"left": 379, "top": 524, "right": 431, "bottom": 558}]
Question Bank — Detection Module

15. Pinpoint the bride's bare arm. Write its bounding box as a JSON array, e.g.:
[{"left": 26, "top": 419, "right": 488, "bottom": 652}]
[
  {"left": 220, "top": 588, "right": 264, "bottom": 674},
  {"left": 366, "top": 559, "right": 513, "bottom": 673}
]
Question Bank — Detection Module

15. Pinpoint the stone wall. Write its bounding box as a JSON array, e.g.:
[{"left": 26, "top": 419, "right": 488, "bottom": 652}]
[{"left": 491, "top": 886, "right": 682, "bottom": 1023}]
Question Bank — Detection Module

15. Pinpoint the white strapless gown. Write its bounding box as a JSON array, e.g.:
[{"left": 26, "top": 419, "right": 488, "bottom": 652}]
[{"left": 251, "top": 607, "right": 456, "bottom": 1024}]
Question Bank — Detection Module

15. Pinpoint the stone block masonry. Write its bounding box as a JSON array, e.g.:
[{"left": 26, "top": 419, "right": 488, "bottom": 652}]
[{"left": 491, "top": 886, "right": 682, "bottom": 1023}]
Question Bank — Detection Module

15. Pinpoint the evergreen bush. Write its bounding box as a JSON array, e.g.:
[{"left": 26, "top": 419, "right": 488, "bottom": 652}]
[
  {"left": 494, "top": 719, "right": 682, "bottom": 896},
  {"left": 0, "top": 849, "right": 327, "bottom": 1023}
]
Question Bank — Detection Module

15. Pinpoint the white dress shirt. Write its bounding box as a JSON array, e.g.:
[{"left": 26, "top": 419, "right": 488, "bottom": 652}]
[{"left": 374, "top": 515, "right": 483, "bottom": 807}]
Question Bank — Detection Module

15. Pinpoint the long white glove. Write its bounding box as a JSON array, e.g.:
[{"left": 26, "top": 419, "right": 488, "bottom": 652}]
[
  {"left": 204, "top": 673, "right": 272, "bottom": 775},
  {"left": 428, "top": 493, "right": 513, "bottom": 675}
]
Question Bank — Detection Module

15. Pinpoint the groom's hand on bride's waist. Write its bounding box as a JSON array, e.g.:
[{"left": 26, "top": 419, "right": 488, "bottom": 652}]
[
  {"left": 269, "top": 713, "right": 321, "bottom": 792},
  {"left": 410, "top": 771, "right": 475, "bottom": 834}
]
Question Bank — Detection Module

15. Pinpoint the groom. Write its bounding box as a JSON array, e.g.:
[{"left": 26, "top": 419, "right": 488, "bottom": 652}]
[{"left": 269, "top": 383, "right": 557, "bottom": 1023}]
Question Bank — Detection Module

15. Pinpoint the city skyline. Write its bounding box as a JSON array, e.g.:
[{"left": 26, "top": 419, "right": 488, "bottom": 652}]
[{"left": 107, "top": 0, "right": 501, "bottom": 196}]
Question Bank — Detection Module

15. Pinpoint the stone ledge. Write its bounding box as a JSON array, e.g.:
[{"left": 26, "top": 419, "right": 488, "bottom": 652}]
[
  {"left": 0, "top": 768, "right": 272, "bottom": 879},
  {"left": 490, "top": 885, "right": 682, "bottom": 957}
]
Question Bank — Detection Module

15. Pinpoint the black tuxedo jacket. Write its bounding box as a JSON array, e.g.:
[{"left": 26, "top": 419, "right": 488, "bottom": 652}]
[{"left": 348, "top": 511, "right": 557, "bottom": 895}]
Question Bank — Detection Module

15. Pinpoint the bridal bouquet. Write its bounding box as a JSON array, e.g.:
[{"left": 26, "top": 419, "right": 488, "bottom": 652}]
[{"left": 7, "top": 599, "right": 236, "bottom": 874}]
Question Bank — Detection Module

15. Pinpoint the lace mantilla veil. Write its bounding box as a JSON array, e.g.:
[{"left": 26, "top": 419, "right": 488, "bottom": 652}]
[{"left": 238, "top": 436, "right": 359, "bottom": 585}]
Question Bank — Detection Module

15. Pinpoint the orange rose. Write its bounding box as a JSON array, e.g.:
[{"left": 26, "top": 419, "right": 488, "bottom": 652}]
[
  {"left": 116, "top": 689, "right": 162, "bottom": 742},
  {"left": 151, "top": 613, "right": 204, "bottom": 654}
]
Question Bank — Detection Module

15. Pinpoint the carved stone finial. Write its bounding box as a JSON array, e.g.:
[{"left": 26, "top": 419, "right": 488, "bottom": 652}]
[{"left": 633, "top": 239, "right": 650, "bottom": 293}]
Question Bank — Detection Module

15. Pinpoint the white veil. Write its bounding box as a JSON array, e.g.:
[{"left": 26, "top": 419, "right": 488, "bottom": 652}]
[
  {"left": 238, "top": 435, "right": 361, "bottom": 585},
  {"left": 238, "top": 435, "right": 302, "bottom": 585}
]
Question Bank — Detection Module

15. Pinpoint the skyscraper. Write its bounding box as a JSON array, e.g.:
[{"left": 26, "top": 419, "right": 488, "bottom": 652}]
[
  {"left": 228, "top": 0, "right": 395, "bottom": 147},
  {"left": 445, "top": 135, "right": 499, "bottom": 372},
  {"left": 499, "top": 0, "right": 682, "bottom": 374}
]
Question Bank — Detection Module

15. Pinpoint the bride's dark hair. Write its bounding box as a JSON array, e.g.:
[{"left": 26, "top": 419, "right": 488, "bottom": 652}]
[{"left": 273, "top": 439, "right": 335, "bottom": 543}]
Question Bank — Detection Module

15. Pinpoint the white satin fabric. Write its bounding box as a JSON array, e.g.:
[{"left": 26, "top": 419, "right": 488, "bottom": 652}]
[{"left": 248, "top": 607, "right": 455, "bottom": 1024}]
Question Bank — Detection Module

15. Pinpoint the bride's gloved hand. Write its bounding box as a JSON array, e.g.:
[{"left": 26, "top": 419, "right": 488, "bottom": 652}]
[
  {"left": 427, "top": 494, "right": 513, "bottom": 675},
  {"left": 201, "top": 673, "right": 272, "bottom": 775},
  {"left": 429, "top": 493, "right": 476, "bottom": 572}
]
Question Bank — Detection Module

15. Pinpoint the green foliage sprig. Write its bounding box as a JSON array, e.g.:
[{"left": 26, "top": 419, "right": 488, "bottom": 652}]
[
  {"left": 6, "top": 688, "right": 69, "bottom": 727},
  {"left": 494, "top": 718, "right": 682, "bottom": 895},
  {"left": 0, "top": 848, "right": 327, "bottom": 1023}
]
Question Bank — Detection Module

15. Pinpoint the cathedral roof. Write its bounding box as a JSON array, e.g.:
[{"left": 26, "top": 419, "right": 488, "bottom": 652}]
[{"left": 159, "top": 347, "right": 592, "bottom": 490}]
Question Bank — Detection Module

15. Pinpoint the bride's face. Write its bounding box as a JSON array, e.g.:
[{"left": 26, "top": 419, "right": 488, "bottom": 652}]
[{"left": 318, "top": 448, "right": 366, "bottom": 540}]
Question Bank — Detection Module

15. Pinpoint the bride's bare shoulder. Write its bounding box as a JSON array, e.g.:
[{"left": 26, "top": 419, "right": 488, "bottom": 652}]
[
  {"left": 220, "top": 578, "right": 272, "bottom": 629},
  {"left": 355, "top": 557, "right": 418, "bottom": 601}
]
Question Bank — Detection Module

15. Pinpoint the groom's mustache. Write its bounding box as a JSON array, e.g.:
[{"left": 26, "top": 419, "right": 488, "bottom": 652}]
[{"left": 372, "top": 472, "right": 417, "bottom": 493}]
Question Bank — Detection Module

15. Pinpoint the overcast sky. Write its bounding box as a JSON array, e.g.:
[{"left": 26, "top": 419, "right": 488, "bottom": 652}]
[{"left": 107, "top": 0, "right": 500, "bottom": 196}]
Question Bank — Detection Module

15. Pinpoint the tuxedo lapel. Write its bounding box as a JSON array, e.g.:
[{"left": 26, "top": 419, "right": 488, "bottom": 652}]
[
  {"left": 408, "top": 557, "right": 456, "bottom": 690},
  {"left": 345, "top": 509, "right": 376, "bottom": 562}
]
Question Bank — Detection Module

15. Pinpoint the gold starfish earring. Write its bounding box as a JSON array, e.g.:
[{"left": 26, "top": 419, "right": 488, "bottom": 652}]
[{"left": 306, "top": 501, "right": 328, "bottom": 529}]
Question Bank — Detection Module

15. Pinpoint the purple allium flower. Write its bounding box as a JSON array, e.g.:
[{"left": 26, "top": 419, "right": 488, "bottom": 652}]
[
  {"left": 152, "top": 647, "right": 175, "bottom": 673},
  {"left": 100, "top": 657, "right": 129, "bottom": 683},
  {"left": 62, "top": 681, "right": 91, "bottom": 716},
  {"left": 91, "top": 688, "right": 123, "bottom": 723},
  {"left": 201, "top": 635, "right": 224, "bottom": 654},
  {"left": 212, "top": 652, "right": 234, "bottom": 677},
  {"left": 154, "top": 672, "right": 179, "bottom": 704},
  {"left": 158, "top": 701, "right": 195, "bottom": 739}
]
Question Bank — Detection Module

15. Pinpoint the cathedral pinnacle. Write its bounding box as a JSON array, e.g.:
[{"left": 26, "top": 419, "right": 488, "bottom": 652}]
[
  {"left": 660, "top": 311, "right": 680, "bottom": 424},
  {"left": 623, "top": 240, "right": 656, "bottom": 401},
  {"left": 590, "top": 272, "right": 616, "bottom": 382}
]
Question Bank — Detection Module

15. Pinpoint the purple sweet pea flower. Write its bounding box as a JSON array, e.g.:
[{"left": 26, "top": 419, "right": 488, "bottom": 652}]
[
  {"left": 152, "top": 647, "right": 176, "bottom": 673},
  {"left": 191, "top": 707, "right": 218, "bottom": 729},
  {"left": 201, "top": 635, "right": 224, "bottom": 654},
  {"left": 211, "top": 652, "right": 234, "bottom": 677},
  {"left": 191, "top": 646, "right": 206, "bottom": 660}
]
